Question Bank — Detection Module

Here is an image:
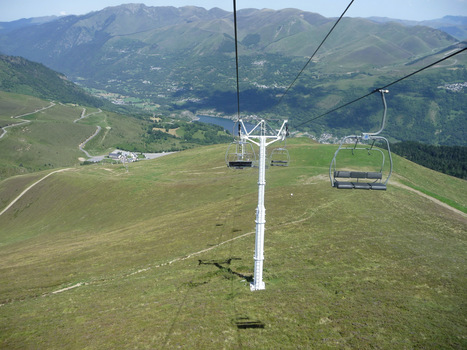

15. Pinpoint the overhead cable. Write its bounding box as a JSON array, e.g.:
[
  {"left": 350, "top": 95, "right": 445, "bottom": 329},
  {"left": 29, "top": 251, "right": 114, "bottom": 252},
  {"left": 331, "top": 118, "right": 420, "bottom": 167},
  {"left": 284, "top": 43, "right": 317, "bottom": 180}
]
[
  {"left": 295, "top": 45, "right": 467, "bottom": 128},
  {"left": 377, "top": 45, "right": 467, "bottom": 91},
  {"left": 272, "top": 0, "right": 355, "bottom": 109},
  {"left": 233, "top": 0, "right": 241, "bottom": 121}
]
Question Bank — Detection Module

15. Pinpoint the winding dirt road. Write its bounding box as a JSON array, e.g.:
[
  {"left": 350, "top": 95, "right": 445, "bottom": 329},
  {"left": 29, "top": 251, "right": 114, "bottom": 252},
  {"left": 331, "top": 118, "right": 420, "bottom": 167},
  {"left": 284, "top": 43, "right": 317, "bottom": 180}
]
[
  {"left": 0, "top": 102, "right": 56, "bottom": 139},
  {"left": 76, "top": 108, "right": 103, "bottom": 158}
]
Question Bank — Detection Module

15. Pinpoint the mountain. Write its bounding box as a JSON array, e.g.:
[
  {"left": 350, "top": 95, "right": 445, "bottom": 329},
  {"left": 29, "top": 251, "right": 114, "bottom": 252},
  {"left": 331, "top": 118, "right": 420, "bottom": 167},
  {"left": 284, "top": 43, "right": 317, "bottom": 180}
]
[
  {"left": 368, "top": 15, "right": 467, "bottom": 40},
  {"left": 0, "top": 5, "right": 457, "bottom": 72},
  {"left": 0, "top": 16, "right": 58, "bottom": 35},
  {"left": 0, "top": 54, "right": 104, "bottom": 107},
  {"left": 0, "top": 139, "right": 466, "bottom": 348},
  {"left": 0, "top": 5, "right": 465, "bottom": 145}
]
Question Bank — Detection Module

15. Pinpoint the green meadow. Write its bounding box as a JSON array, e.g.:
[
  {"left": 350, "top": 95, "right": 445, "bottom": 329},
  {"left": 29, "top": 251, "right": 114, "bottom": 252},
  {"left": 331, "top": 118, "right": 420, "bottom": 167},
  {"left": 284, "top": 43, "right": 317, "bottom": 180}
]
[{"left": 0, "top": 138, "right": 465, "bottom": 349}]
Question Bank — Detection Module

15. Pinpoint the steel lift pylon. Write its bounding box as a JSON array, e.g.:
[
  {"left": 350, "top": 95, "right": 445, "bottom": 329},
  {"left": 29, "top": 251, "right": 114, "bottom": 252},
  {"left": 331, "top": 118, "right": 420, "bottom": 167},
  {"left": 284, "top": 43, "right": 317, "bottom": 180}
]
[{"left": 236, "top": 119, "right": 288, "bottom": 291}]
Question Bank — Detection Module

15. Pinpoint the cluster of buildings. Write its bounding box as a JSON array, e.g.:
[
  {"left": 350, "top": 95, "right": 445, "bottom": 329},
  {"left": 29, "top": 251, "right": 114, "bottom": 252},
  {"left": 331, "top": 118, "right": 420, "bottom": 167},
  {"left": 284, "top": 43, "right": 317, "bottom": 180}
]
[
  {"left": 437, "top": 81, "right": 467, "bottom": 92},
  {"left": 108, "top": 150, "right": 138, "bottom": 163}
]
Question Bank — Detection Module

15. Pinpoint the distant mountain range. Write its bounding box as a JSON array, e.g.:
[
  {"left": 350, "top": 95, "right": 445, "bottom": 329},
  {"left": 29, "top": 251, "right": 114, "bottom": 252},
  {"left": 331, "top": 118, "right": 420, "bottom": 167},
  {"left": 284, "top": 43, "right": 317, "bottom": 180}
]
[
  {"left": 1, "top": 9, "right": 466, "bottom": 40},
  {"left": 0, "top": 4, "right": 465, "bottom": 145},
  {"left": 0, "top": 16, "right": 59, "bottom": 34},
  {"left": 0, "top": 4, "right": 462, "bottom": 73},
  {"left": 367, "top": 15, "right": 467, "bottom": 41}
]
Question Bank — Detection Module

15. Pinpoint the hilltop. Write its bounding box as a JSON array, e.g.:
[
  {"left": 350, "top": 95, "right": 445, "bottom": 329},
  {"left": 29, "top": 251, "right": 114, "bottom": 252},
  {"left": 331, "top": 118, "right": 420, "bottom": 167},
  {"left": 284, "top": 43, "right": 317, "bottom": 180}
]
[
  {"left": 0, "top": 139, "right": 465, "bottom": 348},
  {"left": 0, "top": 5, "right": 465, "bottom": 145}
]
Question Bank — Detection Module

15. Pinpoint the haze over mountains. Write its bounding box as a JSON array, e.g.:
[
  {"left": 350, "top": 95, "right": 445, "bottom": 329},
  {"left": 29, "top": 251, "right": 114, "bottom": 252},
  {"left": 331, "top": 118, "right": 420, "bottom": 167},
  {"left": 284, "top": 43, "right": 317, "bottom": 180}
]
[{"left": 0, "top": 4, "right": 466, "bottom": 145}]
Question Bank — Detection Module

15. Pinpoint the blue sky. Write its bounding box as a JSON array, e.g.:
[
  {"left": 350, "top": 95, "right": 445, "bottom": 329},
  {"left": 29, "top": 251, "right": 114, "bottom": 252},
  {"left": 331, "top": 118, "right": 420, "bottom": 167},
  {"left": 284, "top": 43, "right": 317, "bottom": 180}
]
[{"left": 1, "top": 0, "right": 466, "bottom": 22}]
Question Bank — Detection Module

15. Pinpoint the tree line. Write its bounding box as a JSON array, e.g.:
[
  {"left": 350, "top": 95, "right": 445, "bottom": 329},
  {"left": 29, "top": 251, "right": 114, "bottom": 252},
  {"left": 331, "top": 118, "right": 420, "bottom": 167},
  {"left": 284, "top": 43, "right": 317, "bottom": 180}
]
[{"left": 390, "top": 141, "right": 467, "bottom": 179}]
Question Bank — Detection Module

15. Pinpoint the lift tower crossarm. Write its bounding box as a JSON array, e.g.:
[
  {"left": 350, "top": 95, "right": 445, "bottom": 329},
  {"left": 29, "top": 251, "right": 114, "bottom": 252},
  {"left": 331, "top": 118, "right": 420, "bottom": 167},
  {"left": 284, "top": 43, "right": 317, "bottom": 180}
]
[{"left": 239, "top": 119, "right": 288, "bottom": 291}]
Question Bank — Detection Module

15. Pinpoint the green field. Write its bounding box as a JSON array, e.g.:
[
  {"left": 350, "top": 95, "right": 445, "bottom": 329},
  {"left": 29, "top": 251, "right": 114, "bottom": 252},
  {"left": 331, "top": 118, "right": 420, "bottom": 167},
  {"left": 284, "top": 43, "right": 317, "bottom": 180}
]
[{"left": 0, "top": 138, "right": 465, "bottom": 349}]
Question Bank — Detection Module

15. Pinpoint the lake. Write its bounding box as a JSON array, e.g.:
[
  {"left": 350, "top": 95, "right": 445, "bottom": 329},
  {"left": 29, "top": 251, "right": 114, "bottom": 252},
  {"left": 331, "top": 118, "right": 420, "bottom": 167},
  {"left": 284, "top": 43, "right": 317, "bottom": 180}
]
[{"left": 196, "top": 115, "right": 255, "bottom": 134}]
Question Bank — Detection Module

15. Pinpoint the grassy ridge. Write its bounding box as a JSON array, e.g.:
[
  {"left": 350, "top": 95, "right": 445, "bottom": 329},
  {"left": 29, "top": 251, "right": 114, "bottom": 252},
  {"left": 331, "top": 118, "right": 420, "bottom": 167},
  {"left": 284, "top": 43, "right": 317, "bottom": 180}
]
[
  {"left": 0, "top": 91, "right": 149, "bottom": 178},
  {"left": 0, "top": 139, "right": 465, "bottom": 348},
  {"left": 0, "top": 91, "right": 234, "bottom": 178},
  {"left": 0, "top": 92, "right": 51, "bottom": 127}
]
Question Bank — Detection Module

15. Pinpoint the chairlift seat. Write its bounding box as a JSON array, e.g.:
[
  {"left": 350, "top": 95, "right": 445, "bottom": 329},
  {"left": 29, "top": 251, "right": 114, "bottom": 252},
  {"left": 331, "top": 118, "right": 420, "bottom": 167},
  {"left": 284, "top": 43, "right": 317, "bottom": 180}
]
[
  {"left": 334, "top": 181, "right": 354, "bottom": 189},
  {"left": 270, "top": 146, "right": 290, "bottom": 167},
  {"left": 333, "top": 171, "right": 386, "bottom": 190},
  {"left": 334, "top": 171, "right": 382, "bottom": 179},
  {"left": 369, "top": 183, "right": 387, "bottom": 190},
  {"left": 271, "top": 160, "right": 288, "bottom": 167},
  {"left": 228, "top": 161, "right": 252, "bottom": 169},
  {"left": 353, "top": 182, "right": 372, "bottom": 190},
  {"left": 334, "top": 181, "right": 386, "bottom": 190}
]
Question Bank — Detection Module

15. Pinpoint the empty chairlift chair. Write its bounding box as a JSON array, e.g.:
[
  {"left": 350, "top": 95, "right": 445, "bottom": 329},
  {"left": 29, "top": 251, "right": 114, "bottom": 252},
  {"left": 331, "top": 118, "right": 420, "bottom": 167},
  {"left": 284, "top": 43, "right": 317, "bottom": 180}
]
[
  {"left": 330, "top": 144, "right": 391, "bottom": 190},
  {"left": 329, "top": 90, "right": 393, "bottom": 190},
  {"left": 270, "top": 124, "right": 290, "bottom": 167},
  {"left": 226, "top": 122, "right": 256, "bottom": 169},
  {"left": 270, "top": 147, "right": 290, "bottom": 166}
]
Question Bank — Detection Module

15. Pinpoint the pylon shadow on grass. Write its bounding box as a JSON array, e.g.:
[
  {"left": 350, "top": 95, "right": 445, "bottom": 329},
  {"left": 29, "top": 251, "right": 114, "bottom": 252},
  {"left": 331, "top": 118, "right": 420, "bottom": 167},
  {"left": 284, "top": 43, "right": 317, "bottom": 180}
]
[{"left": 198, "top": 258, "right": 253, "bottom": 283}]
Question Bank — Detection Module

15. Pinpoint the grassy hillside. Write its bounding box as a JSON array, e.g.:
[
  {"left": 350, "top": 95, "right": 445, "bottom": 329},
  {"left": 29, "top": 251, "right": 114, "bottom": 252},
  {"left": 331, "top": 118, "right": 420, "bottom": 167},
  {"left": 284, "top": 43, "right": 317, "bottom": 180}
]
[
  {"left": 0, "top": 91, "right": 232, "bottom": 179},
  {"left": 0, "top": 138, "right": 465, "bottom": 349},
  {"left": 0, "top": 91, "right": 138, "bottom": 178},
  {"left": 0, "top": 55, "right": 105, "bottom": 108}
]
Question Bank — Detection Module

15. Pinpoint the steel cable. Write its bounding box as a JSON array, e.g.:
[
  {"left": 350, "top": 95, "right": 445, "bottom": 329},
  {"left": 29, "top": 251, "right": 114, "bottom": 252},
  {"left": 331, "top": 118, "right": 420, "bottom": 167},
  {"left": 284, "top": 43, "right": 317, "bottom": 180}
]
[{"left": 294, "top": 45, "right": 467, "bottom": 128}]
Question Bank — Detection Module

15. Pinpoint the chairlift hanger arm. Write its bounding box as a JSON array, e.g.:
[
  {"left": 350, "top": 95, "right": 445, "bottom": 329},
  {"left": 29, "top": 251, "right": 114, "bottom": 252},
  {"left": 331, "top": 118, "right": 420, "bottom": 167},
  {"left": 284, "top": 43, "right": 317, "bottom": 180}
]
[
  {"left": 239, "top": 119, "right": 288, "bottom": 147},
  {"left": 364, "top": 89, "right": 389, "bottom": 137}
]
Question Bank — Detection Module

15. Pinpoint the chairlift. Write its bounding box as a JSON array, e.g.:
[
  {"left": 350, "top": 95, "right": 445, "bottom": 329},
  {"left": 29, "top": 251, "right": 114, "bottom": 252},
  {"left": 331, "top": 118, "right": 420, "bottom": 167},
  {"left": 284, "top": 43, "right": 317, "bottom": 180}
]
[
  {"left": 226, "top": 122, "right": 256, "bottom": 169},
  {"left": 270, "top": 147, "right": 290, "bottom": 166},
  {"left": 329, "top": 90, "right": 393, "bottom": 190},
  {"left": 270, "top": 124, "right": 290, "bottom": 167}
]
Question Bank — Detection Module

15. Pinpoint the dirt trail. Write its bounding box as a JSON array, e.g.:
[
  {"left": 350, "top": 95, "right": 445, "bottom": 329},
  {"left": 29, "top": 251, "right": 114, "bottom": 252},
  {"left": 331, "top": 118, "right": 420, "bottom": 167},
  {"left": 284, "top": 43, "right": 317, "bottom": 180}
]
[
  {"left": 392, "top": 181, "right": 466, "bottom": 219},
  {"left": 0, "top": 168, "right": 73, "bottom": 217},
  {"left": 73, "top": 108, "right": 102, "bottom": 123},
  {"left": 0, "top": 102, "right": 56, "bottom": 139}
]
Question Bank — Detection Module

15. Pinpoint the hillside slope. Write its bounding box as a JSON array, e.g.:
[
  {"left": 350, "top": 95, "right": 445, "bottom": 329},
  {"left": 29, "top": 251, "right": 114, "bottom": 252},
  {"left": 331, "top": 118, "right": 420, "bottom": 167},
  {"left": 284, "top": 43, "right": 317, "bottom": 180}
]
[
  {"left": 0, "top": 139, "right": 465, "bottom": 348},
  {"left": 0, "top": 91, "right": 120, "bottom": 178},
  {"left": 0, "top": 55, "right": 104, "bottom": 107}
]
